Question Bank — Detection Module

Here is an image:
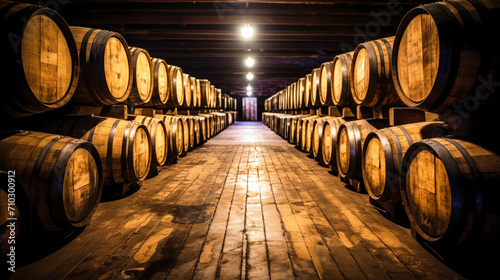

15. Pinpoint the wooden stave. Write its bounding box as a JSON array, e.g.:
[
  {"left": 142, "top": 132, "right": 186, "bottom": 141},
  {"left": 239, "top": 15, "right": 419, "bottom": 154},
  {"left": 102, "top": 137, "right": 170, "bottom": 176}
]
[
  {"left": 311, "top": 117, "right": 327, "bottom": 160},
  {"left": 69, "top": 27, "right": 133, "bottom": 106},
  {"left": 198, "top": 79, "right": 211, "bottom": 108},
  {"left": 0, "top": 4, "right": 79, "bottom": 117},
  {"left": 362, "top": 121, "right": 448, "bottom": 204},
  {"left": 350, "top": 36, "right": 403, "bottom": 107},
  {"left": 128, "top": 47, "right": 153, "bottom": 105},
  {"left": 304, "top": 74, "right": 312, "bottom": 108},
  {"left": 400, "top": 137, "right": 500, "bottom": 247},
  {"left": 0, "top": 131, "right": 103, "bottom": 231},
  {"left": 391, "top": 0, "right": 500, "bottom": 113}
]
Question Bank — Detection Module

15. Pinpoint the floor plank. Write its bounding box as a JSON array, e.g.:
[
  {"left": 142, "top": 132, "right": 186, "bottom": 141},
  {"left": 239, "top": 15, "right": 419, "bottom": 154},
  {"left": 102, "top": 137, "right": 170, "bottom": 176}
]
[{"left": 11, "top": 121, "right": 466, "bottom": 280}]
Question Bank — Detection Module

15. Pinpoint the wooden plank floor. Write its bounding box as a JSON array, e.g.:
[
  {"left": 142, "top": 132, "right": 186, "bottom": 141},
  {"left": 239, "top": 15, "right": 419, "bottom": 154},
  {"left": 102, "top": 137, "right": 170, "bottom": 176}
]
[{"left": 12, "top": 121, "right": 466, "bottom": 280}]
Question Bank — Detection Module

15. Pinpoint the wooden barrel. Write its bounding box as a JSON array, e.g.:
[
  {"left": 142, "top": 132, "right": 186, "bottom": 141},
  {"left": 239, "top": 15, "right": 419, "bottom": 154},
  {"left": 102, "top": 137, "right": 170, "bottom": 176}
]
[
  {"left": 128, "top": 47, "right": 153, "bottom": 105},
  {"left": 133, "top": 116, "right": 168, "bottom": 168},
  {"left": 0, "top": 131, "right": 103, "bottom": 231},
  {"left": 336, "top": 119, "right": 389, "bottom": 185},
  {"left": 304, "top": 74, "right": 312, "bottom": 108},
  {"left": 401, "top": 138, "right": 500, "bottom": 247},
  {"left": 332, "top": 51, "right": 355, "bottom": 106},
  {"left": 183, "top": 73, "right": 192, "bottom": 108},
  {"left": 0, "top": 3, "right": 79, "bottom": 117},
  {"left": 321, "top": 118, "right": 347, "bottom": 171},
  {"left": 192, "top": 116, "right": 201, "bottom": 147},
  {"left": 362, "top": 122, "right": 448, "bottom": 204},
  {"left": 196, "top": 116, "right": 208, "bottom": 143},
  {"left": 167, "top": 65, "right": 184, "bottom": 107},
  {"left": 190, "top": 76, "right": 200, "bottom": 108},
  {"left": 392, "top": 0, "right": 500, "bottom": 113},
  {"left": 182, "top": 116, "right": 195, "bottom": 151},
  {"left": 310, "top": 68, "right": 322, "bottom": 107},
  {"left": 302, "top": 116, "right": 320, "bottom": 152},
  {"left": 69, "top": 26, "right": 132, "bottom": 106},
  {"left": 171, "top": 116, "right": 187, "bottom": 157},
  {"left": 144, "top": 57, "right": 168, "bottom": 107},
  {"left": 312, "top": 117, "right": 329, "bottom": 162},
  {"left": 42, "top": 117, "right": 151, "bottom": 185},
  {"left": 350, "top": 36, "right": 403, "bottom": 107},
  {"left": 297, "top": 78, "right": 305, "bottom": 109},
  {"left": 319, "top": 62, "right": 333, "bottom": 106},
  {"left": 199, "top": 79, "right": 211, "bottom": 108},
  {"left": 154, "top": 115, "right": 180, "bottom": 164}
]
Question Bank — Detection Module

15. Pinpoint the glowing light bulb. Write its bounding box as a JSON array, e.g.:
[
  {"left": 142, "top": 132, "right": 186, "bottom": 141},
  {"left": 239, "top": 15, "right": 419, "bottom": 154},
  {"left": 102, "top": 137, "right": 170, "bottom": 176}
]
[
  {"left": 245, "top": 57, "right": 255, "bottom": 67},
  {"left": 246, "top": 85, "right": 252, "bottom": 91},
  {"left": 241, "top": 24, "right": 254, "bottom": 39},
  {"left": 246, "top": 72, "right": 254, "bottom": 80},
  {"left": 247, "top": 91, "right": 253, "bottom": 96}
]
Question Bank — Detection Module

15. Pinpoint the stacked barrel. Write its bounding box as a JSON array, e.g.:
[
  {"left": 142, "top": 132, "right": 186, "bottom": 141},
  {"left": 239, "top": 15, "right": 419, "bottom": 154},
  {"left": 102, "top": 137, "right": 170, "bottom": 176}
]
[
  {"left": 0, "top": 1, "right": 236, "bottom": 255},
  {"left": 264, "top": 0, "right": 500, "bottom": 257}
]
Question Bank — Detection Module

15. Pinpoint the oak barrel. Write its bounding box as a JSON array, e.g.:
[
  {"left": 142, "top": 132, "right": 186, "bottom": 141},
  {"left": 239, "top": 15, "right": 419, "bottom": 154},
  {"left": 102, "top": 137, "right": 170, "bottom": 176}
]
[
  {"left": 128, "top": 47, "right": 153, "bottom": 105},
  {"left": 133, "top": 116, "right": 168, "bottom": 167},
  {"left": 0, "top": 131, "right": 103, "bottom": 231},
  {"left": 319, "top": 62, "right": 333, "bottom": 106},
  {"left": 336, "top": 119, "right": 389, "bottom": 183},
  {"left": 69, "top": 26, "right": 132, "bottom": 106},
  {"left": 304, "top": 74, "right": 312, "bottom": 108},
  {"left": 191, "top": 76, "right": 200, "bottom": 108},
  {"left": 311, "top": 117, "right": 328, "bottom": 161},
  {"left": 320, "top": 117, "right": 347, "bottom": 170},
  {"left": 302, "top": 116, "right": 320, "bottom": 152},
  {"left": 167, "top": 65, "right": 184, "bottom": 107},
  {"left": 199, "top": 79, "right": 211, "bottom": 108},
  {"left": 310, "top": 68, "right": 322, "bottom": 107},
  {"left": 0, "top": 3, "right": 79, "bottom": 117},
  {"left": 350, "top": 36, "right": 403, "bottom": 107},
  {"left": 332, "top": 51, "right": 355, "bottom": 106},
  {"left": 183, "top": 73, "right": 192, "bottom": 108},
  {"left": 145, "top": 58, "right": 169, "bottom": 107},
  {"left": 362, "top": 122, "right": 448, "bottom": 204},
  {"left": 392, "top": 0, "right": 500, "bottom": 113},
  {"left": 154, "top": 115, "right": 180, "bottom": 164},
  {"left": 42, "top": 117, "right": 151, "bottom": 185},
  {"left": 401, "top": 138, "right": 500, "bottom": 247}
]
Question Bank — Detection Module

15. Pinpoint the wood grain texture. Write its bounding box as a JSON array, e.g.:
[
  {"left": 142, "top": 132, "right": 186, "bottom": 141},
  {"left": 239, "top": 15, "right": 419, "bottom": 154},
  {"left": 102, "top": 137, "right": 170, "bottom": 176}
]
[
  {"left": 392, "top": 0, "right": 500, "bottom": 113},
  {"left": 128, "top": 47, "right": 153, "bottom": 105},
  {"left": 350, "top": 36, "right": 402, "bottom": 107},
  {"left": 401, "top": 137, "right": 500, "bottom": 247},
  {"left": 362, "top": 121, "right": 448, "bottom": 204},
  {"left": 332, "top": 51, "right": 355, "bottom": 106},
  {"left": 0, "top": 4, "right": 78, "bottom": 117},
  {"left": 70, "top": 26, "right": 132, "bottom": 106},
  {"left": 0, "top": 131, "right": 102, "bottom": 231}
]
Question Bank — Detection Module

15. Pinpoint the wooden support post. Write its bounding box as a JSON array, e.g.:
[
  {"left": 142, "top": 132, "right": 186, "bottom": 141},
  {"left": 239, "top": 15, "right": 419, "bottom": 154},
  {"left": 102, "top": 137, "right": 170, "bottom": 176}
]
[
  {"left": 357, "top": 106, "right": 373, "bottom": 119},
  {"left": 341, "top": 107, "right": 356, "bottom": 118},
  {"left": 328, "top": 106, "right": 342, "bottom": 117}
]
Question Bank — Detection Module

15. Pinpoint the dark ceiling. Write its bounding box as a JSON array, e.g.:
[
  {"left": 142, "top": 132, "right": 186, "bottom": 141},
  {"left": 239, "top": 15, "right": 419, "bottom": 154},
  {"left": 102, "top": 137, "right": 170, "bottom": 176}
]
[{"left": 38, "top": 0, "right": 433, "bottom": 97}]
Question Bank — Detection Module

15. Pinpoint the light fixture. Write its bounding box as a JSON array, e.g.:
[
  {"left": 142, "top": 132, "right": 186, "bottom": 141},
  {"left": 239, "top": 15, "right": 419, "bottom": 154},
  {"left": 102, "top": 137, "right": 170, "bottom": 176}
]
[
  {"left": 241, "top": 24, "right": 254, "bottom": 39},
  {"left": 246, "top": 72, "right": 254, "bottom": 80},
  {"left": 247, "top": 91, "right": 253, "bottom": 96},
  {"left": 245, "top": 57, "right": 255, "bottom": 67},
  {"left": 246, "top": 85, "right": 252, "bottom": 91}
]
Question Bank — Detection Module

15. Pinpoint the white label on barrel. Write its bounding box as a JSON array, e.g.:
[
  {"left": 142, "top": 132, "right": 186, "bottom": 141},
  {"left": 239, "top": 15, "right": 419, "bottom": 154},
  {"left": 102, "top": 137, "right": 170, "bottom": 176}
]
[
  {"left": 41, "top": 51, "right": 58, "bottom": 66},
  {"left": 356, "top": 57, "right": 365, "bottom": 84}
]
